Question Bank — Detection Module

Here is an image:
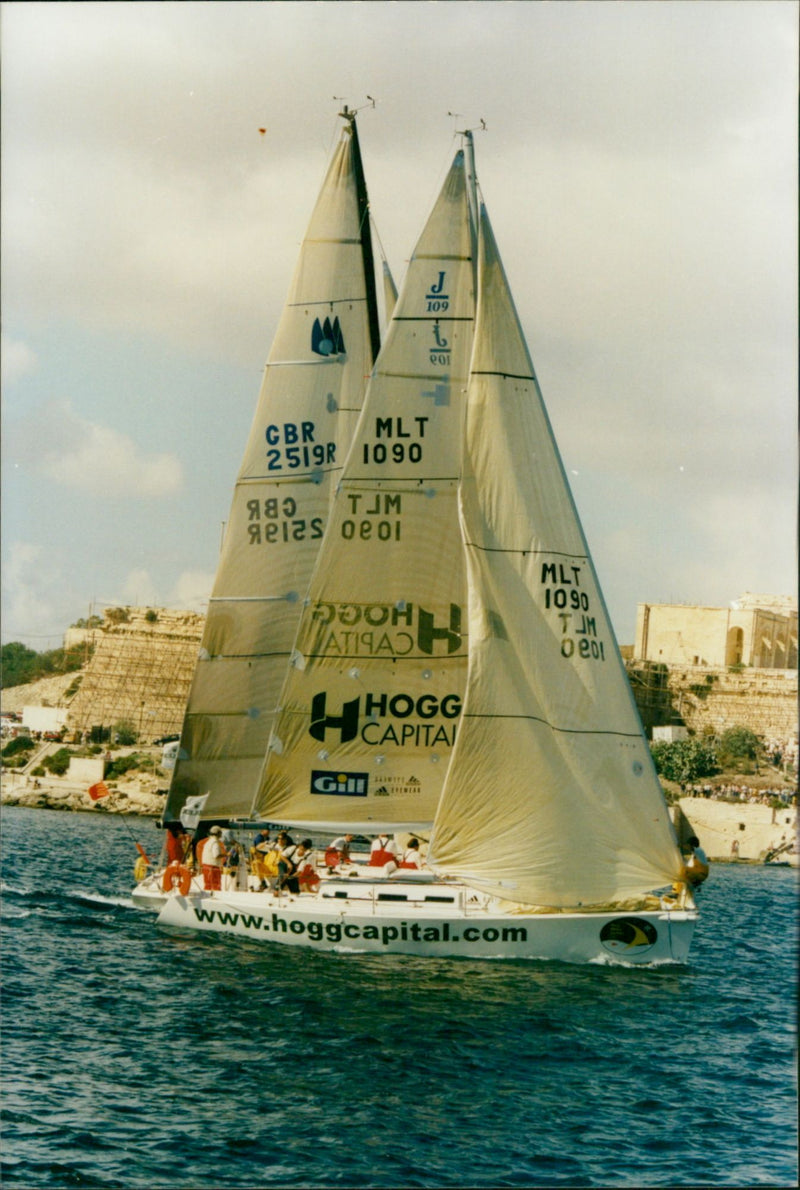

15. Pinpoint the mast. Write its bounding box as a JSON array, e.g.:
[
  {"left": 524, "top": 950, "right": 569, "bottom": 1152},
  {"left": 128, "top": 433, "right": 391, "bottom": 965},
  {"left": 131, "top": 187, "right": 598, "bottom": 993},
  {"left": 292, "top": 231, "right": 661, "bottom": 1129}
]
[
  {"left": 341, "top": 105, "right": 381, "bottom": 365},
  {"left": 462, "top": 128, "right": 479, "bottom": 241}
]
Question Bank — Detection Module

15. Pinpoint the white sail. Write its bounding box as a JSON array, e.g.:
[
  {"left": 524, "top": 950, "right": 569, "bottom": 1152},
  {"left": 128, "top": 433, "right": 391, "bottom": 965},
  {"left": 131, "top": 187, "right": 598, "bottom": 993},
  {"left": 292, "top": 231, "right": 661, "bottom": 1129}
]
[
  {"left": 256, "top": 150, "right": 476, "bottom": 828},
  {"left": 165, "top": 120, "right": 380, "bottom": 822},
  {"left": 428, "top": 203, "right": 685, "bottom": 905}
]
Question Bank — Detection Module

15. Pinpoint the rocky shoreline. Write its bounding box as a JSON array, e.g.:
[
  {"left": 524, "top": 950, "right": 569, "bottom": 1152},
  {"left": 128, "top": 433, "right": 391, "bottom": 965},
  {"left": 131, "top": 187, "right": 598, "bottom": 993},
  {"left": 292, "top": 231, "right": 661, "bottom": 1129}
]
[{"left": 1, "top": 771, "right": 165, "bottom": 817}]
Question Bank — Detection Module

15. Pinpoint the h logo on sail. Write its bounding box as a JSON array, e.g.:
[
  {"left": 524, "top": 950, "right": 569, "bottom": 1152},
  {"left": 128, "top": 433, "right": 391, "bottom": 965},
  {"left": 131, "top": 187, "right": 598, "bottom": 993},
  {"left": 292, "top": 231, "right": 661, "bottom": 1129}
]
[{"left": 312, "top": 316, "right": 346, "bottom": 357}]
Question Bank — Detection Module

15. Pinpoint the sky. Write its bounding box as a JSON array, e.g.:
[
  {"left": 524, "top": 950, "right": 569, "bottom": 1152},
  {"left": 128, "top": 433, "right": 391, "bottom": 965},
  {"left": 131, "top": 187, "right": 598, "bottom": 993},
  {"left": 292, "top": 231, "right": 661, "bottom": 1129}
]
[{"left": 2, "top": 0, "right": 797, "bottom": 650}]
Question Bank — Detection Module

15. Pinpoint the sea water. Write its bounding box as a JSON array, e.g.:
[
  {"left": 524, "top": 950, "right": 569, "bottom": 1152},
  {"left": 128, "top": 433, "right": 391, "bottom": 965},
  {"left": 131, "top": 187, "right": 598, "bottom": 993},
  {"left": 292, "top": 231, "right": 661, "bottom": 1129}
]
[{"left": 1, "top": 806, "right": 797, "bottom": 1189}]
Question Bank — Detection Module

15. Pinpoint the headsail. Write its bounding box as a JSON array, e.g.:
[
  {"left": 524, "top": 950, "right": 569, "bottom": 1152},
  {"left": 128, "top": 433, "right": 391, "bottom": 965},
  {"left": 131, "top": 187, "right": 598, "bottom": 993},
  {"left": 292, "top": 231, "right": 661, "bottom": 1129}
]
[
  {"left": 165, "top": 116, "right": 381, "bottom": 822},
  {"left": 428, "top": 203, "right": 684, "bottom": 905},
  {"left": 255, "top": 150, "right": 476, "bottom": 828}
]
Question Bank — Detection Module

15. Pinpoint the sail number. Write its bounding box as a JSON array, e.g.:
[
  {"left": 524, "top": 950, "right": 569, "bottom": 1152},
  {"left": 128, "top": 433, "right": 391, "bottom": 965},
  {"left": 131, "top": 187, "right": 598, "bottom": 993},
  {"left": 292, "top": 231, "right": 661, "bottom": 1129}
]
[
  {"left": 265, "top": 421, "right": 335, "bottom": 471},
  {"left": 341, "top": 493, "right": 401, "bottom": 543},
  {"left": 246, "top": 496, "right": 323, "bottom": 545},
  {"left": 362, "top": 416, "right": 429, "bottom": 467},
  {"left": 541, "top": 562, "right": 607, "bottom": 663}
]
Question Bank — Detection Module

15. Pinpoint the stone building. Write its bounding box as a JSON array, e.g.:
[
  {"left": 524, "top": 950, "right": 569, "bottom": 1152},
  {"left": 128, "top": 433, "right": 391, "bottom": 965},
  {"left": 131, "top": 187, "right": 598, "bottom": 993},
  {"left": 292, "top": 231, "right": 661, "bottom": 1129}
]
[{"left": 634, "top": 593, "right": 797, "bottom": 670}]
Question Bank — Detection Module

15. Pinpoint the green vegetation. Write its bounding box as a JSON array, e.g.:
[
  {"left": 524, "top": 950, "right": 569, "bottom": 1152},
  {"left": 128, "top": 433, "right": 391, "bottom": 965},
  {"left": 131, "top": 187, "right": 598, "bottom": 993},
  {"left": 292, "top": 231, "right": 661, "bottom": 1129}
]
[
  {"left": 43, "top": 748, "right": 71, "bottom": 776},
  {"left": 688, "top": 674, "right": 717, "bottom": 701},
  {"left": 71, "top": 615, "right": 103, "bottom": 630},
  {"left": 104, "top": 607, "right": 131, "bottom": 624},
  {"left": 0, "top": 735, "right": 35, "bottom": 768},
  {"left": 1, "top": 641, "right": 88, "bottom": 690},
  {"left": 649, "top": 723, "right": 787, "bottom": 786},
  {"left": 1, "top": 735, "right": 35, "bottom": 759},
  {"left": 145, "top": 609, "right": 159, "bottom": 623},
  {"left": 114, "top": 720, "right": 138, "bottom": 746},
  {"left": 105, "top": 752, "right": 155, "bottom": 779},
  {"left": 718, "top": 725, "right": 760, "bottom": 761},
  {"left": 650, "top": 738, "right": 719, "bottom": 784}
]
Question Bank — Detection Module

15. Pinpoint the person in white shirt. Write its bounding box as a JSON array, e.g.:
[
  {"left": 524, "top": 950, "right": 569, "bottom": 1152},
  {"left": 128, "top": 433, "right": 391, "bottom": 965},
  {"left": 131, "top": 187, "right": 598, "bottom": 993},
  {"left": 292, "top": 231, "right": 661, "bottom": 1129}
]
[
  {"left": 369, "top": 834, "right": 398, "bottom": 872},
  {"left": 201, "top": 825, "right": 226, "bottom": 890},
  {"left": 400, "top": 838, "right": 425, "bottom": 869}
]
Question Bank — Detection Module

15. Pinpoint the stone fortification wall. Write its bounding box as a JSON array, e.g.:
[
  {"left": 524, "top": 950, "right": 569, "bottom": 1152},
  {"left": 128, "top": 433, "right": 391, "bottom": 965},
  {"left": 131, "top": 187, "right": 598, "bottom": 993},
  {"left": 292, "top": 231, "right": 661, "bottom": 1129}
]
[
  {"left": 627, "top": 662, "right": 797, "bottom": 743},
  {"left": 65, "top": 608, "right": 203, "bottom": 741},
  {"left": 674, "top": 797, "right": 797, "bottom": 863},
  {"left": 666, "top": 667, "right": 797, "bottom": 742}
]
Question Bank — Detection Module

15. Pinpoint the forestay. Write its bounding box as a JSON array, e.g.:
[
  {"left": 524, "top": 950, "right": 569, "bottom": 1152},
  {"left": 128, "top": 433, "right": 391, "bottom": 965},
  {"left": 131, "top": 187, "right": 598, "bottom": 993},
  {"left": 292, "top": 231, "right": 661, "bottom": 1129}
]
[
  {"left": 256, "top": 151, "right": 475, "bottom": 828},
  {"left": 165, "top": 123, "right": 378, "bottom": 822},
  {"left": 428, "top": 204, "right": 684, "bottom": 905}
]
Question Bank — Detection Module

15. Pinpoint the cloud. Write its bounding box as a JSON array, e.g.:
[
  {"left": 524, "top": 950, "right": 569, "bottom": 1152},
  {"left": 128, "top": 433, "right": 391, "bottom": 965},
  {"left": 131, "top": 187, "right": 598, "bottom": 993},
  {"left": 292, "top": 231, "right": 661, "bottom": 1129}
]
[
  {"left": 1, "top": 336, "right": 38, "bottom": 386},
  {"left": 8, "top": 400, "right": 183, "bottom": 497},
  {"left": 170, "top": 569, "right": 214, "bottom": 611},
  {"left": 119, "top": 567, "right": 214, "bottom": 612},
  {"left": 121, "top": 569, "right": 160, "bottom": 607},
  {"left": 0, "top": 542, "right": 68, "bottom": 646}
]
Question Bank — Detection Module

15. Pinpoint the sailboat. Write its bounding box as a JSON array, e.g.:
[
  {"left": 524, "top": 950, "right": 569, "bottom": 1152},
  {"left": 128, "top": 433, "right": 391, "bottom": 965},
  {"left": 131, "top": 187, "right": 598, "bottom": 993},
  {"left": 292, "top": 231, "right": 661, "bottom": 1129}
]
[{"left": 155, "top": 125, "right": 698, "bottom": 964}]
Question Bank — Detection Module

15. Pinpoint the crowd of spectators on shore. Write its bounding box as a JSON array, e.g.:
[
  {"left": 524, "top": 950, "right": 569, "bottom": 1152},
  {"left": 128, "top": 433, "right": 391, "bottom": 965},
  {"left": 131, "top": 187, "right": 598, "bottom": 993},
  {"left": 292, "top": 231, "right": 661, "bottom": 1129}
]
[{"left": 683, "top": 783, "right": 796, "bottom": 806}]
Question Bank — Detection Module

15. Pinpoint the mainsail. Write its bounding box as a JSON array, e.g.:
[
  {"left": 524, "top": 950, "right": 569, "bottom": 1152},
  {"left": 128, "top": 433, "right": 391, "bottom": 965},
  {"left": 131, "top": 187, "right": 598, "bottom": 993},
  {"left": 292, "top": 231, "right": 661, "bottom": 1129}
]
[
  {"left": 428, "top": 203, "right": 684, "bottom": 905},
  {"left": 256, "top": 150, "right": 476, "bottom": 828},
  {"left": 165, "top": 116, "right": 383, "bottom": 822}
]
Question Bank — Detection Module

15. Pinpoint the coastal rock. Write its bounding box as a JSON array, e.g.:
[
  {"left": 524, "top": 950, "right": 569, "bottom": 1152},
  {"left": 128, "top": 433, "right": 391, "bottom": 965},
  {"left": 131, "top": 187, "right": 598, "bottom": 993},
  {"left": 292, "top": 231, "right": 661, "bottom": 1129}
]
[{"left": 1, "top": 773, "right": 165, "bottom": 817}]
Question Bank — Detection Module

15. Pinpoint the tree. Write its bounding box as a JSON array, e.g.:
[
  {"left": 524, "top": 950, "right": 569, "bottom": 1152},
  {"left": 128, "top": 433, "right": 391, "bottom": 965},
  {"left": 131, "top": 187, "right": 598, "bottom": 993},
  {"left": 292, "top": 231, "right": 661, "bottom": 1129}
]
[
  {"left": 719, "top": 726, "right": 760, "bottom": 761},
  {"left": 1, "top": 642, "right": 38, "bottom": 687},
  {"left": 1, "top": 640, "right": 86, "bottom": 689},
  {"left": 650, "top": 738, "right": 719, "bottom": 784},
  {"left": 114, "top": 720, "right": 138, "bottom": 746}
]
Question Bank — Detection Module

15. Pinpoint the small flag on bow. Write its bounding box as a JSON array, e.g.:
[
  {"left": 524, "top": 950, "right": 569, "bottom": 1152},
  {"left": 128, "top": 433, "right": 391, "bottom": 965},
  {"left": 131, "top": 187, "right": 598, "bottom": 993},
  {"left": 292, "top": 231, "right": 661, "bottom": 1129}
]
[{"left": 88, "top": 781, "right": 110, "bottom": 801}]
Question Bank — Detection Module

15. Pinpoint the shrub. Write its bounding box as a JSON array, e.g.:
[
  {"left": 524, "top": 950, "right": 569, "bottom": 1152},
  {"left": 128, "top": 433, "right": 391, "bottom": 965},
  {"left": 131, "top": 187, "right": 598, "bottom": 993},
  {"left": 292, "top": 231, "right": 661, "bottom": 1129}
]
[
  {"left": 1, "top": 735, "right": 34, "bottom": 758},
  {"left": 43, "top": 748, "right": 71, "bottom": 776},
  {"left": 105, "top": 753, "right": 146, "bottom": 779},
  {"left": 114, "top": 720, "right": 138, "bottom": 746},
  {"left": 145, "top": 609, "right": 159, "bottom": 623},
  {"left": 719, "top": 726, "right": 760, "bottom": 761},
  {"left": 650, "top": 738, "right": 719, "bottom": 784}
]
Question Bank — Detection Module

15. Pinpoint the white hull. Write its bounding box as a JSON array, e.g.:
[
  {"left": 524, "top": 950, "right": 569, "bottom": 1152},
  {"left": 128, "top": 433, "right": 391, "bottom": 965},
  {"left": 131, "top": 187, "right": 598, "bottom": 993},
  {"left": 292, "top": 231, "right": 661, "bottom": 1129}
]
[{"left": 156, "top": 879, "right": 697, "bottom": 965}]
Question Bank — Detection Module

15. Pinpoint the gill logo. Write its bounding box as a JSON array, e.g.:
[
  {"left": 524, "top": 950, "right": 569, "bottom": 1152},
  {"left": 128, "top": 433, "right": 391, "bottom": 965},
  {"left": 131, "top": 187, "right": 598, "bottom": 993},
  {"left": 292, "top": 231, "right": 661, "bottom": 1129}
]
[{"left": 310, "top": 770, "right": 368, "bottom": 796}]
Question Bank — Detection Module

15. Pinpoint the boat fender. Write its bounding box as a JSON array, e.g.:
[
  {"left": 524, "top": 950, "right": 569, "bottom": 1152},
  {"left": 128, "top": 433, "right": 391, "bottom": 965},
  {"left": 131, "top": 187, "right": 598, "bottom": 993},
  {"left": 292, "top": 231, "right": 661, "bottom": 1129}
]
[
  {"left": 133, "top": 855, "right": 149, "bottom": 882},
  {"left": 162, "top": 861, "right": 192, "bottom": 895}
]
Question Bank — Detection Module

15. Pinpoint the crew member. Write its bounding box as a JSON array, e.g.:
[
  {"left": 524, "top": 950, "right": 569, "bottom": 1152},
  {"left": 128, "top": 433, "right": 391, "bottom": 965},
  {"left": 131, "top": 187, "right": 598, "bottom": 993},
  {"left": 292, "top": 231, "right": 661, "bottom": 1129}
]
[{"left": 201, "top": 825, "right": 226, "bottom": 891}]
